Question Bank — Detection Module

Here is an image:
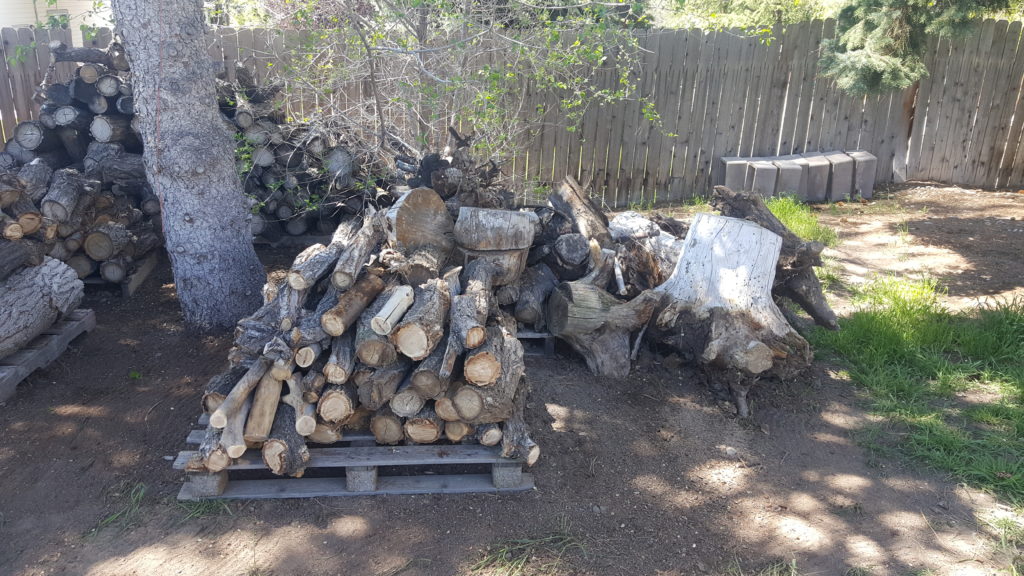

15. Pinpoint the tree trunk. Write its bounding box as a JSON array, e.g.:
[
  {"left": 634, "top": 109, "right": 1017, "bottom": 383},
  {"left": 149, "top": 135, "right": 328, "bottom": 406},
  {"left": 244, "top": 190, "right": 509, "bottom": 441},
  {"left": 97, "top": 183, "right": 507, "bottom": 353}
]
[
  {"left": 0, "top": 258, "right": 84, "bottom": 359},
  {"left": 112, "top": 0, "right": 264, "bottom": 331}
]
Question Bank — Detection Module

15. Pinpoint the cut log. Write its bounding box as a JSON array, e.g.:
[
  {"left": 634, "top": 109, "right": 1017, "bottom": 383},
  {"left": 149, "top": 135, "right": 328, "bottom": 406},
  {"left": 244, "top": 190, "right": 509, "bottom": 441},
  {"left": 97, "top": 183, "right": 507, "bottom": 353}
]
[
  {"left": 546, "top": 232, "right": 590, "bottom": 280},
  {"left": 444, "top": 421, "right": 475, "bottom": 442},
  {"left": 370, "top": 284, "right": 414, "bottom": 335},
  {"left": 457, "top": 246, "right": 528, "bottom": 286},
  {"left": 115, "top": 95, "right": 134, "bottom": 115},
  {"left": 299, "top": 357, "right": 328, "bottom": 401},
  {"left": 66, "top": 253, "right": 98, "bottom": 279},
  {"left": 76, "top": 63, "right": 107, "bottom": 83},
  {"left": 54, "top": 106, "right": 94, "bottom": 131},
  {"left": 97, "top": 153, "right": 146, "bottom": 188},
  {"left": 280, "top": 375, "right": 317, "bottom": 436},
  {"left": 95, "top": 74, "right": 121, "bottom": 97},
  {"left": 400, "top": 243, "right": 451, "bottom": 286},
  {"left": 307, "top": 420, "right": 344, "bottom": 444},
  {"left": 385, "top": 187, "right": 454, "bottom": 253},
  {"left": 435, "top": 382, "right": 463, "bottom": 422},
  {"left": 202, "top": 364, "right": 251, "bottom": 414},
  {"left": 286, "top": 217, "right": 360, "bottom": 290},
  {"left": 0, "top": 240, "right": 29, "bottom": 282},
  {"left": 99, "top": 257, "right": 129, "bottom": 284},
  {"left": 354, "top": 285, "right": 402, "bottom": 367},
  {"left": 243, "top": 371, "right": 284, "bottom": 445},
  {"left": 0, "top": 258, "right": 84, "bottom": 360},
  {"left": 18, "top": 159, "right": 54, "bottom": 202},
  {"left": 514, "top": 262, "right": 558, "bottom": 328},
  {"left": 14, "top": 121, "right": 62, "bottom": 152},
  {"left": 323, "top": 146, "right": 354, "bottom": 187},
  {"left": 8, "top": 195, "right": 41, "bottom": 235},
  {"left": 191, "top": 425, "right": 230, "bottom": 473},
  {"left": 83, "top": 222, "right": 132, "bottom": 261},
  {"left": 40, "top": 169, "right": 85, "bottom": 223},
  {"left": 90, "top": 115, "right": 134, "bottom": 143},
  {"left": 455, "top": 325, "right": 524, "bottom": 423},
  {"left": 354, "top": 357, "right": 412, "bottom": 410},
  {"left": 46, "top": 82, "right": 73, "bottom": 106},
  {"left": 453, "top": 207, "right": 536, "bottom": 251},
  {"left": 331, "top": 209, "right": 384, "bottom": 290},
  {"left": 370, "top": 406, "right": 404, "bottom": 445},
  {"left": 262, "top": 407, "right": 310, "bottom": 477},
  {"left": 209, "top": 356, "right": 271, "bottom": 429},
  {"left": 653, "top": 212, "right": 812, "bottom": 416},
  {"left": 389, "top": 376, "right": 425, "bottom": 417},
  {"left": 391, "top": 277, "right": 452, "bottom": 361},
  {"left": 1, "top": 214, "right": 23, "bottom": 241},
  {"left": 220, "top": 395, "right": 252, "bottom": 458},
  {"left": 711, "top": 186, "right": 838, "bottom": 330},
  {"left": 409, "top": 341, "right": 451, "bottom": 399},
  {"left": 404, "top": 404, "right": 443, "bottom": 443},
  {"left": 470, "top": 423, "right": 503, "bottom": 446},
  {"left": 450, "top": 258, "right": 496, "bottom": 350},
  {"left": 500, "top": 378, "right": 540, "bottom": 466},
  {"left": 322, "top": 273, "right": 385, "bottom": 337},
  {"left": 324, "top": 333, "right": 355, "bottom": 384},
  {"left": 549, "top": 175, "right": 612, "bottom": 248},
  {"left": 317, "top": 382, "right": 358, "bottom": 424},
  {"left": 295, "top": 340, "right": 323, "bottom": 369}
]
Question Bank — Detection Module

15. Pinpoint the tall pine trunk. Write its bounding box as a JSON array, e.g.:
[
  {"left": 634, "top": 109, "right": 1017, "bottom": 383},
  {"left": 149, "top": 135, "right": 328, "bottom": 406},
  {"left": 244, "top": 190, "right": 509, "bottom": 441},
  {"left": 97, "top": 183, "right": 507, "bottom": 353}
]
[{"left": 111, "top": 0, "right": 263, "bottom": 330}]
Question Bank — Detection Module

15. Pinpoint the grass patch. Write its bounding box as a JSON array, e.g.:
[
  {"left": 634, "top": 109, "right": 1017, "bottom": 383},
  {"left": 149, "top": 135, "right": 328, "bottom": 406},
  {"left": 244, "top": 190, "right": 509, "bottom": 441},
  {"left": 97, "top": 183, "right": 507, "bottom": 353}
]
[
  {"left": 471, "top": 520, "right": 585, "bottom": 576},
  {"left": 811, "top": 277, "right": 1024, "bottom": 504},
  {"left": 765, "top": 195, "right": 839, "bottom": 247},
  {"left": 725, "top": 558, "right": 801, "bottom": 576},
  {"left": 90, "top": 481, "right": 146, "bottom": 534},
  {"left": 177, "top": 499, "right": 233, "bottom": 521}
]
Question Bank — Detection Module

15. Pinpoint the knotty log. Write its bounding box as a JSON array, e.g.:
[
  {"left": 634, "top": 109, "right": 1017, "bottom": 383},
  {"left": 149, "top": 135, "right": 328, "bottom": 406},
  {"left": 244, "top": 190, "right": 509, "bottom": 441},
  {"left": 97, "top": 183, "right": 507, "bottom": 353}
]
[
  {"left": 355, "top": 357, "right": 412, "bottom": 410},
  {"left": 299, "top": 357, "right": 328, "bottom": 401},
  {"left": 653, "top": 212, "right": 812, "bottom": 416},
  {"left": 404, "top": 404, "right": 443, "bottom": 443},
  {"left": 41, "top": 169, "right": 85, "bottom": 223},
  {"left": 324, "top": 332, "right": 355, "bottom": 384},
  {"left": 710, "top": 186, "right": 838, "bottom": 330},
  {"left": 392, "top": 277, "right": 452, "bottom": 361},
  {"left": 83, "top": 222, "right": 132, "bottom": 261},
  {"left": 209, "top": 357, "right": 271, "bottom": 428},
  {"left": 262, "top": 407, "right": 310, "bottom": 477},
  {"left": 17, "top": 159, "right": 54, "bottom": 202},
  {"left": 332, "top": 209, "right": 384, "bottom": 290},
  {"left": 317, "top": 381, "right": 358, "bottom": 423},
  {"left": 0, "top": 257, "right": 83, "bottom": 359},
  {"left": 322, "top": 274, "right": 385, "bottom": 337},
  {"left": 190, "top": 425, "right": 230, "bottom": 473},
  {"left": 549, "top": 175, "right": 612, "bottom": 248},
  {"left": 370, "top": 405, "right": 404, "bottom": 445},
  {"left": 514, "top": 262, "right": 558, "bottom": 328},
  {"left": 450, "top": 258, "right": 496, "bottom": 350},
  {"left": 243, "top": 371, "right": 284, "bottom": 445}
]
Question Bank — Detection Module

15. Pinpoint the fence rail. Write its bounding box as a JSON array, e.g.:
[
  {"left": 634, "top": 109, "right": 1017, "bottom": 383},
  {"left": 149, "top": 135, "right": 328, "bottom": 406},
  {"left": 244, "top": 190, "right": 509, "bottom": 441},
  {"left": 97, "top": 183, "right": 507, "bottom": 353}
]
[{"left": 2, "top": 21, "right": 1023, "bottom": 207}]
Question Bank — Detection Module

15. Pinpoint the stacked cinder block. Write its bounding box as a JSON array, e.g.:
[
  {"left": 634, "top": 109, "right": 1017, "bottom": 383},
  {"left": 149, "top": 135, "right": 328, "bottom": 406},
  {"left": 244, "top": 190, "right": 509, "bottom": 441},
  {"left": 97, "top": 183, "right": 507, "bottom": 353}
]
[{"left": 719, "top": 150, "right": 877, "bottom": 203}]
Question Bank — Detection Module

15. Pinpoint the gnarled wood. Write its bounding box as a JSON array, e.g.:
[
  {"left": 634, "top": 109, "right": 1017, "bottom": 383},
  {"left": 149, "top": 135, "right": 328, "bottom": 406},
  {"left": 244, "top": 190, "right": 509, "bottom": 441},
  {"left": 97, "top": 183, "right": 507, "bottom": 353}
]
[{"left": 0, "top": 258, "right": 83, "bottom": 360}]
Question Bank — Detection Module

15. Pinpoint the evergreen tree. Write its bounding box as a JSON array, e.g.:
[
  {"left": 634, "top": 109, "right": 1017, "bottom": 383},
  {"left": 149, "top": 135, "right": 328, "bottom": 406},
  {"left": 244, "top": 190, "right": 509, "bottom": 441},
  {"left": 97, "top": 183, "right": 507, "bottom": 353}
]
[{"left": 820, "top": 0, "right": 1009, "bottom": 95}]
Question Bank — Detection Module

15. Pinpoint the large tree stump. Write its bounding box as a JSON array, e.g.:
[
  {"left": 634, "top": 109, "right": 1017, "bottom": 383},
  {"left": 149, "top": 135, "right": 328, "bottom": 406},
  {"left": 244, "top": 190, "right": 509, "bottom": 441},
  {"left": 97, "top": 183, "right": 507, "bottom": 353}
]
[{"left": 653, "top": 213, "right": 812, "bottom": 416}]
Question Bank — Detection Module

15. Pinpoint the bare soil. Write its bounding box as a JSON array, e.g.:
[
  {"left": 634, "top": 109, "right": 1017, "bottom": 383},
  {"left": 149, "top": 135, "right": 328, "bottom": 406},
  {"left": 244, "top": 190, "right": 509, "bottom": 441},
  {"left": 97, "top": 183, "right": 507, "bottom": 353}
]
[{"left": 1, "top": 184, "right": 1023, "bottom": 576}]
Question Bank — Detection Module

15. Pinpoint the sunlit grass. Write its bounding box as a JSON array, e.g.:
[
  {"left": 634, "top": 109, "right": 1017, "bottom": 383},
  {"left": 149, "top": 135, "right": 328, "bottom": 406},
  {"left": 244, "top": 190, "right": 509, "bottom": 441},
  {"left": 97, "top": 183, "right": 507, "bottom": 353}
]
[
  {"left": 811, "top": 277, "right": 1024, "bottom": 504},
  {"left": 471, "top": 519, "right": 585, "bottom": 576},
  {"left": 766, "top": 195, "right": 839, "bottom": 247}
]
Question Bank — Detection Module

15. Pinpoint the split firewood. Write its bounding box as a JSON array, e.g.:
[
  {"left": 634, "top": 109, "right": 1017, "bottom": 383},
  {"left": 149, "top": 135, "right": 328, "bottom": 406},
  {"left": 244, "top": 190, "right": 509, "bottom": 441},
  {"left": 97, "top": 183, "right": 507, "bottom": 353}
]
[
  {"left": 262, "top": 406, "right": 311, "bottom": 477},
  {"left": 369, "top": 284, "right": 414, "bottom": 335},
  {"left": 243, "top": 370, "right": 283, "bottom": 445},
  {"left": 209, "top": 356, "right": 271, "bottom": 429}
]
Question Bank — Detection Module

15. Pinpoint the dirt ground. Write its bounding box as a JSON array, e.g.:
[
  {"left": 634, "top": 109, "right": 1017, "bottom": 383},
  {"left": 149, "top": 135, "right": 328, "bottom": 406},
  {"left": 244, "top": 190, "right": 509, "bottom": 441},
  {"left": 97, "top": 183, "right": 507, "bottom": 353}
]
[{"left": 1, "top": 184, "right": 1023, "bottom": 576}]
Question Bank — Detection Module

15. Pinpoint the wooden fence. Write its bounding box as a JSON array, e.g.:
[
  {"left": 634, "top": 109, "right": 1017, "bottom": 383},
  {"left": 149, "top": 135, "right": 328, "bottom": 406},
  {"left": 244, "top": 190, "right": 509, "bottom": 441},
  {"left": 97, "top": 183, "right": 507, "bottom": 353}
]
[{"left": 2, "top": 20, "right": 1023, "bottom": 207}]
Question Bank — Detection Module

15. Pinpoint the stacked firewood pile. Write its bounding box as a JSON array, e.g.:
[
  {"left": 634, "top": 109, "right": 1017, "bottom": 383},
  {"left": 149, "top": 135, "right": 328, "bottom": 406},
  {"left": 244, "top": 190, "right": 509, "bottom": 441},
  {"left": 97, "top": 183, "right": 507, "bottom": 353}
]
[
  {"left": 0, "top": 42, "right": 161, "bottom": 286},
  {"left": 213, "top": 64, "right": 361, "bottom": 242}
]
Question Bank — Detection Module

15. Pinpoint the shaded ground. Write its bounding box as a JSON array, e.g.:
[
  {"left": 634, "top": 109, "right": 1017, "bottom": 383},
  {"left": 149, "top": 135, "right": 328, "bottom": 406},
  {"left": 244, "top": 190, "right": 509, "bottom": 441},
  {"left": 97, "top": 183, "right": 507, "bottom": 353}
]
[{"left": 1, "top": 184, "right": 1023, "bottom": 576}]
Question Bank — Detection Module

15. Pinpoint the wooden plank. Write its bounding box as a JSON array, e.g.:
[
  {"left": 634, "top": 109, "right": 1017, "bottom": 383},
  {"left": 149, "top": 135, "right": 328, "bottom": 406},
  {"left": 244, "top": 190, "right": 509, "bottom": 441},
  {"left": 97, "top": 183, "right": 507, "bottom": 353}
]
[
  {"left": 602, "top": 53, "right": 631, "bottom": 206},
  {"left": 175, "top": 444, "right": 515, "bottom": 471},
  {"left": 0, "top": 309, "right": 95, "bottom": 402},
  {"left": 991, "top": 23, "right": 1024, "bottom": 187},
  {"left": 207, "top": 27, "right": 225, "bottom": 78},
  {"left": 3, "top": 28, "right": 33, "bottom": 125},
  {"left": 690, "top": 29, "right": 727, "bottom": 196},
  {"left": 54, "top": 28, "right": 77, "bottom": 81},
  {"left": 788, "top": 21, "right": 825, "bottom": 154},
  {"left": 89, "top": 28, "right": 113, "bottom": 50},
  {"left": 122, "top": 251, "right": 159, "bottom": 297},
  {"left": 250, "top": 29, "right": 272, "bottom": 85},
  {"left": 947, "top": 20, "right": 996, "bottom": 184},
  {"left": 890, "top": 87, "right": 915, "bottom": 183},
  {"left": 640, "top": 31, "right": 672, "bottom": 201},
  {"left": 236, "top": 28, "right": 255, "bottom": 81},
  {"left": 667, "top": 28, "right": 707, "bottom": 200},
  {"left": 17, "top": 28, "right": 42, "bottom": 120},
  {"left": 739, "top": 32, "right": 769, "bottom": 157},
  {"left": 905, "top": 34, "right": 944, "bottom": 179},
  {"left": 751, "top": 25, "right": 785, "bottom": 157},
  {"left": 656, "top": 30, "right": 693, "bottom": 202},
  {"left": 803, "top": 19, "right": 836, "bottom": 153},
  {"left": 32, "top": 28, "right": 52, "bottom": 98},
  {"left": 964, "top": 20, "right": 1014, "bottom": 186},
  {"left": 0, "top": 28, "right": 20, "bottom": 140},
  {"left": 220, "top": 27, "right": 239, "bottom": 84},
  {"left": 185, "top": 428, "right": 376, "bottom": 445},
  {"left": 921, "top": 32, "right": 969, "bottom": 181},
  {"left": 617, "top": 32, "right": 655, "bottom": 207},
  {"left": 180, "top": 473, "right": 535, "bottom": 501},
  {"left": 776, "top": 21, "right": 811, "bottom": 155},
  {"left": 713, "top": 32, "right": 754, "bottom": 186}
]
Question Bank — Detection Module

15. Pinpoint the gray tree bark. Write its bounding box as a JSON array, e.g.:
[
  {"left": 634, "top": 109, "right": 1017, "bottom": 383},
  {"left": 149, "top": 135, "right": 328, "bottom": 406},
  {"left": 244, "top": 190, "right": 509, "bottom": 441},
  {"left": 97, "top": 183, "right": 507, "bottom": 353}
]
[{"left": 111, "top": 0, "right": 263, "bottom": 330}]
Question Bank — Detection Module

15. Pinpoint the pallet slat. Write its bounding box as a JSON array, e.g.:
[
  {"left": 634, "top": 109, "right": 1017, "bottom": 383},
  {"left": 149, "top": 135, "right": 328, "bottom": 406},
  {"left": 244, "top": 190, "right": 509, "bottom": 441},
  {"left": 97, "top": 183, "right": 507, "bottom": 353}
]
[{"left": 0, "top": 309, "right": 95, "bottom": 402}]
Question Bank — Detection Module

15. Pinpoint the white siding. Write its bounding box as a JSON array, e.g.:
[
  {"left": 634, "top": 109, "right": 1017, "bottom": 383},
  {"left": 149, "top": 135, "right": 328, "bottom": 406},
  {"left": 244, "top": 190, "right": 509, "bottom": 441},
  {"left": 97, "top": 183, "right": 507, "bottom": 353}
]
[{"left": 0, "top": 0, "right": 112, "bottom": 45}]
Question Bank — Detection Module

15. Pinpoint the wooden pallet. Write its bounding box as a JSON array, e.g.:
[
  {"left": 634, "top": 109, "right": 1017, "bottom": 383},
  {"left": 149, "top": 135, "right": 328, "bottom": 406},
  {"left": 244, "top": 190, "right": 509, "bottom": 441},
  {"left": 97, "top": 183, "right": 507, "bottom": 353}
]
[
  {"left": 0, "top": 309, "right": 96, "bottom": 402},
  {"left": 253, "top": 234, "right": 332, "bottom": 248},
  {"left": 518, "top": 330, "right": 556, "bottom": 357},
  {"left": 174, "top": 417, "right": 534, "bottom": 501},
  {"left": 82, "top": 251, "right": 160, "bottom": 297}
]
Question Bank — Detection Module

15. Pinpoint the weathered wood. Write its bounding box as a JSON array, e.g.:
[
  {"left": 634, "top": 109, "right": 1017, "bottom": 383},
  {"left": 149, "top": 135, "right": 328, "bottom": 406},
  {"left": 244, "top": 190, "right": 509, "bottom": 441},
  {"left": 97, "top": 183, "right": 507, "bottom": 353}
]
[
  {"left": 444, "top": 420, "right": 475, "bottom": 442},
  {"left": 370, "top": 284, "right": 414, "bottom": 336},
  {"left": 469, "top": 423, "right": 503, "bottom": 446},
  {"left": 14, "top": 121, "right": 62, "bottom": 152},
  {"left": 90, "top": 114, "right": 135, "bottom": 143},
  {"left": 390, "top": 376, "right": 426, "bottom": 418},
  {"left": 242, "top": 371, "right": 282, "bottom": 445},
  {"left": 331, "top": 209, "right": 384, "bottom": 290},
  {"left": 385, "top": 187, "right": 454, "bottom": 253},
  {"left": 392, "top": 277, "right": 452, "bottom": 361},
  {"left": 0, "top": 240, "right": 29, "bottom": 282},
  {"left": 549, "top": 176, "right": 612, "bottom": 248},
  {"left": 188, "top": 425, "right": 230, "bottom": 473},
  {"left": 454, "top": 207, "right": 536, "bottom": 251},
  {"left": 354, "top": 284, "right": 402, "bottom": 367},
  {"left": 280, "top": 374, "right": 317, "bottom": 436},
  {"left": 54, "top": 106, "right": 95, "bottom": 131},
  {"left": 83, "top": 222, "right": 132, "bottom": 261},
  {"left": 450, "top": 258, "right": 496, "bottom": 350},
  {"left": 298, "top": 356, "right": 328, "bottom": 400},
  {"left": 399, "top": 244, "right": 451, "bottom": 286},
  {"left": 40, "top": 169, "right": 85, "bottom": 223},
  {"left": 317, "top": 381, "right": 359, "bottom": 424},
  {"left": 409, "top": 340, "right": 450, "bottom": 399},
  {"left": 404, "top": 404, "right": 443, "bottom": 443},
  {"left": 500, "top": 378, "right": 540, "bottom": 466},
  {"left": 8, "top": 195, "right": 41, "bottom": 235},
  {"left": 370, "top": 405, "right": 404, "bottom": 445},
  {"left": 456, "top": 325, "right": 524, "bottom": 423},
  {"left": 17, "top": 160, "right": 54, "bottom": 204},
  {"left": 287, "top": 217, "right": 360, "bottom": 290},
  {"left": 514, "top": 263, "right": 558, "bottom": 328},
  {"left": 323, "top": 333, "right": 355, "bottom": 384},
  {"left": 0, "top": 258, "right": 83, "bottom": 360},
  {"left": 66, "top": 253, "right": 98, "bottom": 279},
  {"left": 209, "top": 356, "right": 271, "bottom": 429},
  {"left": 355, "top": 357, "right": 412, "bottom": 410},
  {"left": 322, "top": 273, "right": 386, "bottom": 337},
  {"left": 201, "top": 364, "right": 249, "bottom": 414}
]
